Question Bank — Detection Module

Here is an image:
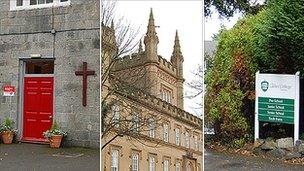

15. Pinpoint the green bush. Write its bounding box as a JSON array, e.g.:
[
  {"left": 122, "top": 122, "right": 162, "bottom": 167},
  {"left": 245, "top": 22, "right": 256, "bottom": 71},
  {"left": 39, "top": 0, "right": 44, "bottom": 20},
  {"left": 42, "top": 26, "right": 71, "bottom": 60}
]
[{"left": 205, "top": 0, "right": 304, "bottom": 147}]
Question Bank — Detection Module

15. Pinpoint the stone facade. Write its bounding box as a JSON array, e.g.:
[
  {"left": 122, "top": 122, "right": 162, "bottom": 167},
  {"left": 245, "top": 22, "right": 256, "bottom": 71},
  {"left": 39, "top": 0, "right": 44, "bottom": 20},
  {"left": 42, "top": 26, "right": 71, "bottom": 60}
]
[
  {"left": 102, "top": 9, "right": 203, "bottom": 171},
  {"left": 0, "top": 0, "right": 100, "bottom": 147}
]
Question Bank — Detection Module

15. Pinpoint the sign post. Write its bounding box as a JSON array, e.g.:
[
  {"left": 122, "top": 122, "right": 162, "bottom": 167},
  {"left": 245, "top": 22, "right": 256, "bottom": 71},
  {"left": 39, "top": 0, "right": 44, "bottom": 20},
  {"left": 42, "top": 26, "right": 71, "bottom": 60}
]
[{"left": 255, "top": 72, "right": 300, "bottom": 144}]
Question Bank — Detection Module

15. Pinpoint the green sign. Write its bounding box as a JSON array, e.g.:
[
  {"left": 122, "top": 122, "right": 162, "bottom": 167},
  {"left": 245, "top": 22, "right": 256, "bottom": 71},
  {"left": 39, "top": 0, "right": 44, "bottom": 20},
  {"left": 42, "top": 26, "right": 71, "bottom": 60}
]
[{"left": 258, "top": 97, "right": 294, "bottom": 124}]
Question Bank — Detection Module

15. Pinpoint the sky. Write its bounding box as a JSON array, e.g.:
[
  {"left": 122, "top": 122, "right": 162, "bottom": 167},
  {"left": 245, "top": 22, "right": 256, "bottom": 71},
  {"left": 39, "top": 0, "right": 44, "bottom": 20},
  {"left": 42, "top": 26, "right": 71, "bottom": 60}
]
[
  {"left": 205, "top": 7, "right": 241, "bottom": 40},
  {"left": 115, "top": 1, "right": 203, "bottom": 116}
]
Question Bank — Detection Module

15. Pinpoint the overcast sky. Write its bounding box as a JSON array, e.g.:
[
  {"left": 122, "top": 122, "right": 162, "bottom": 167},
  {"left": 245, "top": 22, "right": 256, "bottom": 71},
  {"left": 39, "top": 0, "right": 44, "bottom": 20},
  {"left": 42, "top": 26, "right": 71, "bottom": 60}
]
[
  {"left": 115, "top": 1, "right": 203, "bottom": 116},
  {"left": 205, "top": 7, "right": 241, "bottom": 40}
]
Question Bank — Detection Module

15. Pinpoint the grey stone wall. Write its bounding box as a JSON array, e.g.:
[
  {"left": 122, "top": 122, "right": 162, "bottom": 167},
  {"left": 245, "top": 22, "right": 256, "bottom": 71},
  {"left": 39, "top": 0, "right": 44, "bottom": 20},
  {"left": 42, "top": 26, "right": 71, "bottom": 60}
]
[{"left": 0, "top": 0, "right": 100, "bottom": 147}]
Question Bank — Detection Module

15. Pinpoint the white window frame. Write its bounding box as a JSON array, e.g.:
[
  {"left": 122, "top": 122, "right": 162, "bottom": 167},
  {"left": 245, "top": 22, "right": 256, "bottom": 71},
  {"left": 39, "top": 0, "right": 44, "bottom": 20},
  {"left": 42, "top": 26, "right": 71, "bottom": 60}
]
[
  {"left": 111, "top": 149, "right": 119, "bottom": 171},
  {"left": 185, "top": 131, "right": 190, "bottom": 148},
  {"left": 148, "top": 118, "right": 155, "bottom": 138},
  {"left": 163, "top": 123, "right": 169, "bottom": 142},
  {"left": 194, "top": 135, "right": 198, "bottom": 150},
  {"left": 163, "top": 159, "right": 169, "bottom": 171},
  {"left": 175, "top": 128, "right": 180, "bottom": 145},
  {"left": 176, "top": 162, "right": 181, "bottom": 171},
  {"left": 10, "top": 0, "right": 71, "bottom": 11},
  {"left": 149, "top": 156, "right": 156, "bottom": 171},
  {"left": 131, "top": 153, "right": 139, "bottom": 171},
  {"left": 132, "top": 112, "right": 140, "bottom": 133}
]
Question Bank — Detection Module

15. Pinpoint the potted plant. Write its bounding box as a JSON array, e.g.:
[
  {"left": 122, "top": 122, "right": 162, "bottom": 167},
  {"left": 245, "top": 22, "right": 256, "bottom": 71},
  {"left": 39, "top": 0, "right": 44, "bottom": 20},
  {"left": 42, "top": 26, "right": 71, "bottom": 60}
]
[
  {"left": 0, "top": 118, "right": 17, "bottom": 144},
  {"left": 43, "top": 121, "right": 67, "bottom": 148}
]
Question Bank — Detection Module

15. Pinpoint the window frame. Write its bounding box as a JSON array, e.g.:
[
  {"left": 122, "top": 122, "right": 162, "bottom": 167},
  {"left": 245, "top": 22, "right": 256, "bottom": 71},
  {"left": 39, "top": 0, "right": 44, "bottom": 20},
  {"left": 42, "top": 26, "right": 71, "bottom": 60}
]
[
  {"left": 149, "top": 155, "right": 156, "bottom": 171},
  {"left": 175, "top": 161, "right": 181, "bottom": 171},
  {"left": 185, "top": 130, "right": 190, "bottom": 148},
  {"left": 131, "top": 152, "right": 139, "bottom": 171},
  {"left": 10, "top": 0, "right": 70, "bottom": 11},
  {"left": 163, "top": 159, "right": 169, "bottom": 171},
  {"left": 175, "top": 127, "right": 180, "bottom": 146},
  {"left": 148, "top": 118, "right": 156, "bottom": 138},
  {"left": 112, "top": 103, "right": 120, "bottom": 128},
  {"left": 163, "top": 123, "right": 169, "bottom": 142},
  {"left": 111, "top": 149, "right": 119, "bottom": 171},
  {"left": 132, "top": 112, "right": 140, "bottom": 133}
]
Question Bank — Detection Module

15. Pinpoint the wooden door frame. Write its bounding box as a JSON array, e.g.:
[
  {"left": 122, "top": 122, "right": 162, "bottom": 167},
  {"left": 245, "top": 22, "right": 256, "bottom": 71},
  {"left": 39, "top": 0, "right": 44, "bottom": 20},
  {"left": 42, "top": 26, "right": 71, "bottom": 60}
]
[{"left": 18, "top": 58, "right": 55, "bottom": 142}]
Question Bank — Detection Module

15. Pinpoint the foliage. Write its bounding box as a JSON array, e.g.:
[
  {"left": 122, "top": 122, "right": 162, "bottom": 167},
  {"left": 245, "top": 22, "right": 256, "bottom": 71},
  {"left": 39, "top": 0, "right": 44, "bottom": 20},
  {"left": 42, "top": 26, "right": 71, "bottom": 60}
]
[
  {"left": 205, "top": 11, "right": 265, "bottom": 146},
  {"left": 0, "top": 118, "right": 17, "bottom": 133},
  {"left": 253, "top": 0, "right": 304, "bottom": 75},
  {"left": 43, "top": 121, "right": 67, "bottom": 138},
  {"left": 206, "top": 0, "right": 304, "bottom": 147},
  {"left": 300, "top": 133, "right": 304, "bottom": 141},
  {"left": 204, "top": 0, "right": 266, "bottom": 18}
]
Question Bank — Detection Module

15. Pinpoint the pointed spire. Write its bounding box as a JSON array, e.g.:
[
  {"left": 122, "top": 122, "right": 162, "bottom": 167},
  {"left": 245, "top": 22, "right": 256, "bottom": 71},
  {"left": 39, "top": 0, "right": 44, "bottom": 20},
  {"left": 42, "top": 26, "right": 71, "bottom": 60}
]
[
  {"left": 138, "top": 39, "right": 143, "bottom": 53},
  {"left": 144, "top": 8, "right": 159, "bottom": 62},
  {"left": 172, "top": 30, "right": 183, "bottom": 58},
  {"left": 146, "top": 8, "right": 156, "bottom": 36}
]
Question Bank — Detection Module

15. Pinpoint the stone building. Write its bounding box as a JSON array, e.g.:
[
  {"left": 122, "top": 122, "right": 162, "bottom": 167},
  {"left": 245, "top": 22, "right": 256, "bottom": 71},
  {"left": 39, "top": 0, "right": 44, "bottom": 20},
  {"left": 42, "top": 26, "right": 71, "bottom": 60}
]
[
  {"left": 0, "top": 0, "right": 100, "bottom": 147},
  {"left": 102, "top": 9, "right": 203, "bottom": 171}
]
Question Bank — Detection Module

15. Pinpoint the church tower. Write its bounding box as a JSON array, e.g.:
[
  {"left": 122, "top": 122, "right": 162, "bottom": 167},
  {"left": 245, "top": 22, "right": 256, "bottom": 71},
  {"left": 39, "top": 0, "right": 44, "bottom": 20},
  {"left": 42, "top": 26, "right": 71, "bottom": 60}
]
[
  {"left": 171, "top": 30, "right": 184, "bottom": 109},
  {"left": 144, "top": 8, "right": 159, "bottom": 63}
]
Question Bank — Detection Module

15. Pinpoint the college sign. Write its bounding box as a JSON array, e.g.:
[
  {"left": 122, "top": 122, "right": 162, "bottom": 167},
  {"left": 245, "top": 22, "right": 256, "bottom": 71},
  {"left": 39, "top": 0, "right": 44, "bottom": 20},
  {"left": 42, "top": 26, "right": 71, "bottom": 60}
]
[{"left": 255, "top": 71, "right": 300, "bottom": 144}]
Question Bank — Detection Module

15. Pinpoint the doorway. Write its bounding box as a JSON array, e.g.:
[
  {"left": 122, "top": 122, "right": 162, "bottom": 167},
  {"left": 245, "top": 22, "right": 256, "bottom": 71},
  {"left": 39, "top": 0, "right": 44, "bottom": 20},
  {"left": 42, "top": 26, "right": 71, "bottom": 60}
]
[{"left": 22, "top": 60, "right": 54, "bottom": 142}]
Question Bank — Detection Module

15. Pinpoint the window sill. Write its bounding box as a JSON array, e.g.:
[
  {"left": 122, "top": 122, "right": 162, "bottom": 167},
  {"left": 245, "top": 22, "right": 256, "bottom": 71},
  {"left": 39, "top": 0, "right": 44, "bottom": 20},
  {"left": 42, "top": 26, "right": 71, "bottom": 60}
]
[{"left": 10, "top": 2, "right": 71, "bottom": 11}]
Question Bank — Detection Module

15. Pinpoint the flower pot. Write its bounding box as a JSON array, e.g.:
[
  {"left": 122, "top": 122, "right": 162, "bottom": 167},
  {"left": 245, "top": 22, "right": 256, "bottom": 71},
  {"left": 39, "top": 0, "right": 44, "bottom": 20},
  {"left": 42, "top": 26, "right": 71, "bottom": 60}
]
[
  {"left": 1, "top": 131, "right": 14, "bottom": 144},
  {"left": 49, "top": 135, "right": 63, "bottom": 148}
]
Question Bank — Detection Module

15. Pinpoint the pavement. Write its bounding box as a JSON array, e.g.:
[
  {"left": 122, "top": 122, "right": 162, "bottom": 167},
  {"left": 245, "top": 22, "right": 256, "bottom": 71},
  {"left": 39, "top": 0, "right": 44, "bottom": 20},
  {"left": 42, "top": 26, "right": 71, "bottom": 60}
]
[
  {"left": 205, "top": 149, "right": 304, "bottom": 171},
  {"left": 0, "top": 142, "right": 99, "bottom": 171}
]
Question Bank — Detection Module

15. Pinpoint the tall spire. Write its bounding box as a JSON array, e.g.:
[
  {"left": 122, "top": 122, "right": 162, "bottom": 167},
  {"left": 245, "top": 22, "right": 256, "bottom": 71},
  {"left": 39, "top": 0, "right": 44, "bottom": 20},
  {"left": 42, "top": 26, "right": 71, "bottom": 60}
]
[
  {"left": 147, "top": 8, "right": 156, "bottom": 36},
  {"left": 144, "top": 8, "right": 159, "bottom": 63},
  {"left": 171, "top": 30, "right": 184, "bottom": 78},
  {"left": 172, "top": 30, "right": 183, "bottom": 57}
]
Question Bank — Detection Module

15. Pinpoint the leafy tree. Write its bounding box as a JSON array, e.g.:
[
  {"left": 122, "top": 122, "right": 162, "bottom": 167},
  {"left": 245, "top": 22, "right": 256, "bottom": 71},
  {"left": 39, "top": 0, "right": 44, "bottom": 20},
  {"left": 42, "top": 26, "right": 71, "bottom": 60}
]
[
  {"left": 204, "top": 0, "right": 266, "bottom": 18},
  {"left": 205, "top": 12, "right": 265, "bottom": 146},
  {"left": 253, "top": 0, "right": 304, "bottom": 75},
  {"left": 206, "top": 0, "right": 304, "bottom": 147}
]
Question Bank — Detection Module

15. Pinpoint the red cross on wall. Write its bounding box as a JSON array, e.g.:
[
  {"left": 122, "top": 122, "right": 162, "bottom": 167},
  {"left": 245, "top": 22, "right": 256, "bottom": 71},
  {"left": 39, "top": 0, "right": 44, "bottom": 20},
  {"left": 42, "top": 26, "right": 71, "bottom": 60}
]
[{"left": 75, "top": 62, "right": 95, "bottom": 107}]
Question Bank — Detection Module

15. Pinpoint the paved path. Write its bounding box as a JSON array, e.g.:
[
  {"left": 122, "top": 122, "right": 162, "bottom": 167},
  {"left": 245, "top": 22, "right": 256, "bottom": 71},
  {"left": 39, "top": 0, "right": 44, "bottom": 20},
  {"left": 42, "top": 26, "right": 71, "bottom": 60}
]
[
  {"left": 0, "top": 143, "right": 99, "bottom": 171},
  {"left": 205, "top": 149, "right": 304, "bottom": 171}
]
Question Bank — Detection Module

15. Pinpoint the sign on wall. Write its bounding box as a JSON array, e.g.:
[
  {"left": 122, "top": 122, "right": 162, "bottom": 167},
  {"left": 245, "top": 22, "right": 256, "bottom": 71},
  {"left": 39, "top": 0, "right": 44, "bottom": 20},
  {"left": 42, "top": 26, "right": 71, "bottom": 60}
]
[
  {"left": 3, "top": 86, "right": 15, "bottom": 97},
  {"left": 255, "top": 71, "right": 300, "bottom": 144}
]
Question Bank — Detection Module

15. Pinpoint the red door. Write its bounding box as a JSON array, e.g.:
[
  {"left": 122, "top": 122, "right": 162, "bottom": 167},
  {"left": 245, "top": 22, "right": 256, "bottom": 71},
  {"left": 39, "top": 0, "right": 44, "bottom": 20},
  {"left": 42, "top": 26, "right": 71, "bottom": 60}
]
[{"left": 23, "top": 77, "right": 54, "bottom": 142}]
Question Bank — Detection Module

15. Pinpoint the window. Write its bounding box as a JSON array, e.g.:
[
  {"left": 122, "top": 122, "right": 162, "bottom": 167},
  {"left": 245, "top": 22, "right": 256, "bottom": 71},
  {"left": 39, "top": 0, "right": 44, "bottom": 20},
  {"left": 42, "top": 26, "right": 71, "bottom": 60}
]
[
  {"left": 26, "top": 61, "right": 54, "bottom": 74},
  {"left": 175, "top": 128, "right": 180, "bottom": 145},
  {"left": 185, "top": 131, "right": 190, "bottom": 148},
  {"left": 111, "top": 149, "right": 119, "bottom": 171},
  {"left": 163, "top": 159, "right": 169, "bottom": 171},
  {"left": 148, "top": 118, "right": 155, "bottom": 138},
  {"left": 11, "top": 0, "right": 70, "bottom": 11},
  {"left": 112, "top": 104, "right": 120, "bottom": 128},
  {"left": 176, "top": 162, "right": 181, "bottom": 171},
  {"left": 149, "top": 156, "right": 156, "bottom": 171},
  {"left": 132, "top": 112, "right": 140, "bottom": 133},
  {"left": 160, "top": 86, "right": 172, "bottom": 103},
  {"left": 163, "top": 123, "right": 169, "bottom": 142},
  {"left": 131, "top": 153, "right": 139, "bottom": 171},
  {"left": 194, "top": 135, "right": 198, "bottom": 150}
]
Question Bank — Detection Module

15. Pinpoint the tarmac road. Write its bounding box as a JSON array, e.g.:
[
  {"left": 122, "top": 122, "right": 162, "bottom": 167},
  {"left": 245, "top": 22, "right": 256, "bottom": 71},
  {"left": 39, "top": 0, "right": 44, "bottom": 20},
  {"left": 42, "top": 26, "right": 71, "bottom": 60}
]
[
  {"left": 204, "top": 149, "right": 304, "bottom": 171},
  {"left": 0, "top": 143, "right": 99, "bottom": 171}
]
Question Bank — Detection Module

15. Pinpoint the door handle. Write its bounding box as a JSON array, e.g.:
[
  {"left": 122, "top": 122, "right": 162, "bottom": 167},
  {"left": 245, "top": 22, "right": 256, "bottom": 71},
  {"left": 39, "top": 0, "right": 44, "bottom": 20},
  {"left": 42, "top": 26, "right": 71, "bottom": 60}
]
[{"left": 49, "top": 116, "right": 53, "bottom": 119}]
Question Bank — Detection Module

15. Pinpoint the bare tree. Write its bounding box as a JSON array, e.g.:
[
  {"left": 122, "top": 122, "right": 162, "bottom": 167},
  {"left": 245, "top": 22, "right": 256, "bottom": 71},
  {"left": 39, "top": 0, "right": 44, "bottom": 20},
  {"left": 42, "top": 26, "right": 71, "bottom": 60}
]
[{"left": 101, "top": 1, "right": 164, "bottom": 150}]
